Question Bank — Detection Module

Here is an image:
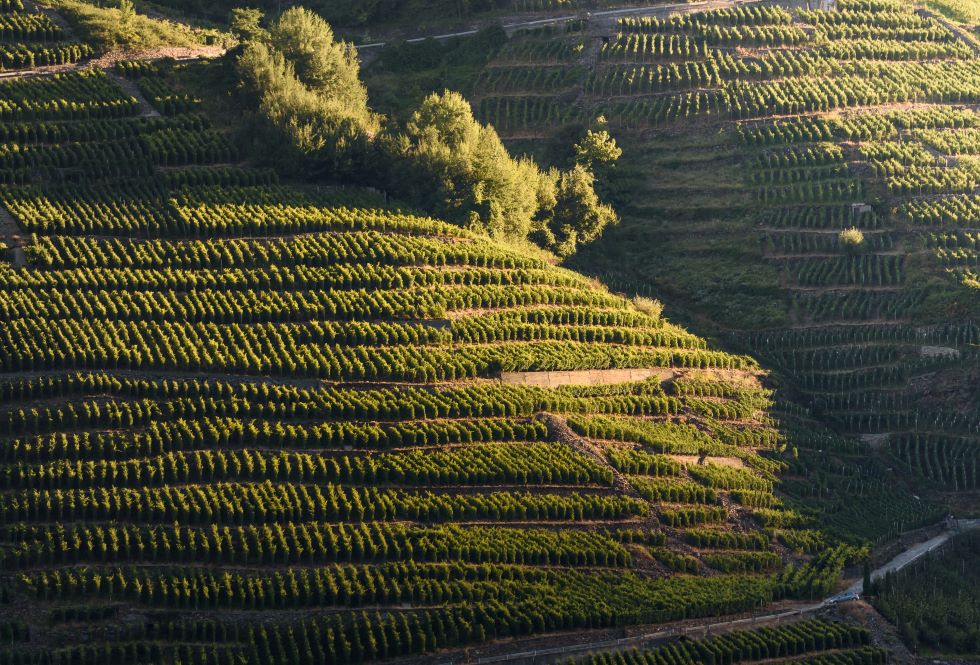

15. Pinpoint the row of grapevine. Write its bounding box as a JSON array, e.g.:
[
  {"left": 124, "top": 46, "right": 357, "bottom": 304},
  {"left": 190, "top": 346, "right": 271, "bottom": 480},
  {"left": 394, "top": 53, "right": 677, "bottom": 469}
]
[
  {"left": 0, "top": 481, "right": 649, "bottom": 524},
  {"left": 2, "top": 522, "right": 631, "bottom": 570},
  {"left": 1, "top": 442, "right": 613, "bottom": 490},
  {"left": 791, "top": 289, "right": 922, "bottom": 322},
  {"left": 659, "top": 506, "right": 727, "bottom": 527},
  {"left": 914, "top": 128, "right": 980, "bottom": 155},
  {"left": 820, "top": 38, "right": 972, "bottom": 61},
  {"left": 630, "top": 476, "right": 718, "bottom": 504},
  {"left": 491, "top": 38, "right": 581, "bottom": 65},
  {"left": 786, "top": 255, "right": 904, "bottom": 287},
  {"left": 599, "top": 34, "right": 708, "bottom": 62},
  {"left": 573, "top": 618, "right": 872, "bottom": 665},
  {"left": 740, "top": 108, "right": 979, "bottom": 146},
  {"left": 0, "top": 112, "right": 205, "bottom": 143},
  {"left": 474, "top": 65, "right": 581, "bottom": 94},
  {"left": 0, "top": 12, "right": 62, "bottom": 41},
  {"left": 0, "top": 71, "right": 139, "bottom": 121},
  {"left": 618, "top": 6, "right": 793, "bottom": 32},
  {"left": 799, "top": 8, "right": 948, "bottom": 32},
  {"left": 3, "top": 184, "right": 449, "bottom": 237},
  {"left": 888, "top": 433, "right": 979, "bottom": 490},
  {"left": 763, "top": 230, "right": 894, "bottom": 254},
  {"left": 0, "top": 129, "right": 235, "bottom": 175},
  {"left": 0, "top": 42, "right": 92, "bottom": 70},
  {"left": 136, "top": 77, "right": 200, "bottom": 115},
  {"left": 589, "top": 52, "right": 827, "bottom": 97},
  {"left": 0, "top": 372, "right": 681, "bottom": 424},
  {"left": 0, "top": 283, "right": 635, "bottom": 323},
  {"left": 477, "top": 95, "right": 580, "bottom": 132},
  {"left": 27, "top": 232, "right": 539, "bottom": 270},
  {"left": 599, "top": 91, "right": 724, "bottom": 128},
  {"left": 115, "top": 59, "right": 161, "bottom": 79},
  {"left": 737, "top": 321, "right": 980, "bottom": 350}
]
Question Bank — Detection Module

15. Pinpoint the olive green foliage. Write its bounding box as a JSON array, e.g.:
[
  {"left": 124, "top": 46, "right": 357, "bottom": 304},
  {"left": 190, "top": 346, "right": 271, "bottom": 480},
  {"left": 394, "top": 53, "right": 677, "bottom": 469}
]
[
  {"left": 535, "top": 164, "right": 619, "bottom": 257},
  {"left": 383, "top": 90, "right": 542, "bottom": 240},
  {"left": 119, "top": 0, "right": 135, "bottom": 25},
  {"left": 236, "top": 11, "right": 616, "bottom": 252},
  {"left": 574, "top": 118, "right": 623, "bottom": 172},
  {"left": 923, "top": 0, "right": 980, "bottom": 24},
  {"left": 146, "top": 0, "right": 276, "bottom": 23},
  {"left": 230, "top": 7, "right": 267, "bottom": 43},
  {"left": 236, "top": 7, "right": 379, "bottom": 177},
  {"left": 633, "top": 296, "right": 664, "bottom": 321},
  {"left": 39, "top": 0, "right": 222, "bottom": 50},
  {"left": 384, "top": 91, "right": 618, "bottom": 250}
]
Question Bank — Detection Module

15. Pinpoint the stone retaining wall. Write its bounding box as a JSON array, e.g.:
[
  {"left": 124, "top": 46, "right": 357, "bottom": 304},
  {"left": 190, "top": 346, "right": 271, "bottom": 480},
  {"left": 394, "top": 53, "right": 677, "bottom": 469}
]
[{"left": 500, "top": 367, "right": 675, "bottom": 387}]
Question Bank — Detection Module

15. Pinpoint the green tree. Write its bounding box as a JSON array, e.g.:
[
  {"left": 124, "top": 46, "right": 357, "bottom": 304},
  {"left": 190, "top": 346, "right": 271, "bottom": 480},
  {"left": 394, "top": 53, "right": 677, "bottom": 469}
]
[
  {"left": 235, "top": 17, "right": 618, "bottom": 254},
  {"left": 230, "top": 8, "right": 267, "bottom": 43},
  {"left": 384, "top": 90, "right": 542, "bottom": 240},
  {"left": 268, "top": 9, "right": 369, "bottom": 108},
  {"left": 237, "top": 7, "right": 378, "bottom": 177},
  {"left": 118, "top": 0, "right": 135, "bottom": 25},
  {"left": 539, "top": 165, "right": 619, "bottom": 257},
  {"left": 574, "top": 117, "right": 622, "bottom": 172}
]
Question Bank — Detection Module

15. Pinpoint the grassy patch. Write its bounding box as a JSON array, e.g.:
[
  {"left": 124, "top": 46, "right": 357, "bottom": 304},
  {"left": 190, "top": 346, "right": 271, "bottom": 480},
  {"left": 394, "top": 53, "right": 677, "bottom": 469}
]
[
  {"left": 923, "top": 0, "right": 980, "bottom": 25},
  {"left": 39, "top": 0, "right": 228, "bottom": 51},
  {"left": 362, "top": 26, "right": 507, "bottom": 121}
]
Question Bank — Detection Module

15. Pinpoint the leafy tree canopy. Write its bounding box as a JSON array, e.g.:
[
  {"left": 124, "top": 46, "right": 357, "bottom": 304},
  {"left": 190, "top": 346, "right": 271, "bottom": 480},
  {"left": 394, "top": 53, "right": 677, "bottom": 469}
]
[
  {"left": 236, "top": 7, "right": 378, "bottom": 176},
  {"left": 384, "top": 90, "right": 541, "bottom": 240},
  {"left": 235, "top": 11, "right": 617, "bottom": 255},
  {"left": 574, "top": 117, "right": 623, "bottom": 172},
  {"left": 533, "top": 164, "right": 619, "bottom": 257}
]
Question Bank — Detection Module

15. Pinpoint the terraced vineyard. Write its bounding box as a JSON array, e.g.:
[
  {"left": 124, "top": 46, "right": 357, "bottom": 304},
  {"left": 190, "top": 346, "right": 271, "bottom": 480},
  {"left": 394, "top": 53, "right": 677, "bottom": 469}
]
[
  {"left": 463, "top": 0, "right": 980, "bottom": 521},
  {"left": 872, "top": 529, "right": 980, "bottom": 654},
  {"left": 0, "top": 13, "right": 883, "bottom": 662},
  {"left": 1, "top": 0, "right": 978, "bottom": 660},
  {"left": 570, "top": 617, "right": 885, "bottom": 665},
  {"left": 0, "top": 0, "right": 91, "bottom": 71}
]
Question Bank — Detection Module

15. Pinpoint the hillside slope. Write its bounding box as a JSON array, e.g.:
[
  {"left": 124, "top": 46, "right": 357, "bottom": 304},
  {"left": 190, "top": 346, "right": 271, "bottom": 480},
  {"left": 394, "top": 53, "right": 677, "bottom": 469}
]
[
  {"left": 424, "top": 0, "right": 980, "bottom": 517},
  {"left": 0, "top": 5, "right": 881, "bottom": 663},
  {"left": 3, "top": 0, "right": 979, "bottom": 661}
]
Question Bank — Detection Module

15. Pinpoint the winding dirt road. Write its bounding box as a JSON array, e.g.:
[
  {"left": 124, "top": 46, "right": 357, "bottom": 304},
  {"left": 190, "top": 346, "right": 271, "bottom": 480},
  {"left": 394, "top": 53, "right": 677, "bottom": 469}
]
[{"left": 467, "top": 518, "right": 980, "bottom": 664}]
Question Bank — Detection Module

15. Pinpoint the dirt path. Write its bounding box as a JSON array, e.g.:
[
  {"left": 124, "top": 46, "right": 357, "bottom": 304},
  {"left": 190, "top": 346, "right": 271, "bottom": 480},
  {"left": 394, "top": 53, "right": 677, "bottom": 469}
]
[
  {"left": 0, "top": 205, "right": 21, "bottom": 239},
  {"left": 668, "top": 454, "right": 745, "bottom": 468},
  {"left": 917, "top": 8, "right": 980, "bottom": 56},
  {"left": 536, "top": 412, "right": 640, "bottom": 497},
  {"left": 88, "top": 45, "right": 226, "bottom": 68},
  {"left": 106, "top": 70, "right": 160, "bottom": 117}
]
